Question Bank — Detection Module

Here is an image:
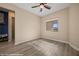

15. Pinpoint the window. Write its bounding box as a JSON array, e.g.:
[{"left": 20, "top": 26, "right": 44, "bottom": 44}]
[
  {"left": 52, "top": 20, "right": 58, "bottom": 32},
  {"left": 46, "top": 20, "right": 58, "bottom": 32}
]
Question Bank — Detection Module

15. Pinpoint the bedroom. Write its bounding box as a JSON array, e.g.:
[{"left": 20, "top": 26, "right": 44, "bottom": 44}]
[{"left": 0, "top": 3, "right": 79, "bottom": 56}]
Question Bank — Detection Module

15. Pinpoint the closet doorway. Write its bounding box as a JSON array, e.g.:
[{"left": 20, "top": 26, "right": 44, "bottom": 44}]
[{"left": 8, "top": 10, "right": 15, "bottom": 43}]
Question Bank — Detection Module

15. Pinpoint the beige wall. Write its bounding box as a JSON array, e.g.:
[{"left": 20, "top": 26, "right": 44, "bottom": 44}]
[
  {"left": 40, "top": 8, "right": 69, "bottom": 43},
  {"left": 69, "top": 4, "right": 79, "bottom": 50},
  {"left": 0, "top": 3, "right": 40, "bottom": 45}
]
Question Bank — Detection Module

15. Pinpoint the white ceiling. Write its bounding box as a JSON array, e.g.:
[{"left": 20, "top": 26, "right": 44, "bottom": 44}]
[{"left": 14, "top": 3, "right": 71, "bottom": 17}]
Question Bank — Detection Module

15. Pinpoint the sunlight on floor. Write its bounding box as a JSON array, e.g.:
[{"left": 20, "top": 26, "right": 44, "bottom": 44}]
[{"left": 28, "top": 39, "right": 64, "bottom": 56}]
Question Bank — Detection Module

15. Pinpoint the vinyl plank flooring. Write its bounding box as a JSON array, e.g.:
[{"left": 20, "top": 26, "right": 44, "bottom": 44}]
[{"left": 0, "top": 39, "right": 79, "bottom": 56}]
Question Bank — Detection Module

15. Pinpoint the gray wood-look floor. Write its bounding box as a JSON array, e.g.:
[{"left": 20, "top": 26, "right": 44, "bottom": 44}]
[{"left": 0, "top": 39, "right": 79, "bottom": 56}]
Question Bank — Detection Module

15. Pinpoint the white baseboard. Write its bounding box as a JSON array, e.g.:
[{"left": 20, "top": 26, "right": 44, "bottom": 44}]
[
  {"left": 42, "top": 37, "right": 79, "bottom": 51},
  {"left": 42, "top": 37, "right": 69, "bottom": 44},
  {"left": 15, "top": 38, "right": 40, "bottom": 45},
  {"left": 69, "top": 43, "right": 79, "bottom": 51}
]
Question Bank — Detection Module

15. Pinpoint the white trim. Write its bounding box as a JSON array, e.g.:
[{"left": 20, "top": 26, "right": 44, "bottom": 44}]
[
  {"left": 42, "top": 37, "right": 69, "bottom": 44},
  {"left": 42, "top": 37, "right": 79, "bottom": 51},
  {"left": 69, "top": 43, "right": 79, "bottom": 51},
  {"left": 50, "top": 38, "right": 69, "bottom": 44},
  {"left": 44, "top": 18, "right": 60, "bottom": 22}
]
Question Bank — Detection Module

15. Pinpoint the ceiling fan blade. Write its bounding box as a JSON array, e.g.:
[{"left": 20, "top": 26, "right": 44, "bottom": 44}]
[
  {"left": 40, "top": 3, "right": 47, "bottom": 5},
  {"left": 32, "top": 5, "right": 40, "bottom": 8},
  {"left": 44, "top": 5, "right": 51, "bottom": 9},
  {"left": 40, "top": 8, "right": 42, "bottom": 12},
  {"left": 43, "top": 3, "right": 47, "bottom": 4}
]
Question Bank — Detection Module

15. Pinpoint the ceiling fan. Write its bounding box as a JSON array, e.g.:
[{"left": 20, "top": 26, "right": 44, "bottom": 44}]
[{"left": 31, "top": 3, "right": 51, "bottom": 12}]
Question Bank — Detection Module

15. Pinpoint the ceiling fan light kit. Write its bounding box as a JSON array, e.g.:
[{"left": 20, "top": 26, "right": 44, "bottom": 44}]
[{"left": 40, "top": 5, "right": 44, "bottom": 8}]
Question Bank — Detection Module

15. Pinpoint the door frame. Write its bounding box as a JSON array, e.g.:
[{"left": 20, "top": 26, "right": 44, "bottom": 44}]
[{"left": 8, "top": 10, "right": 15, "bottom": 43}]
